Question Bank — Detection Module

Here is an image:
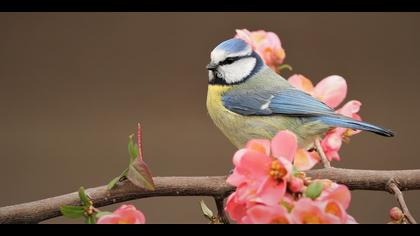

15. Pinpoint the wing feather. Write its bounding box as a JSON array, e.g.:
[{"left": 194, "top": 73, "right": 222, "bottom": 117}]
[{"left": 222, "top": 88, "right": 336, "bottom": 117}]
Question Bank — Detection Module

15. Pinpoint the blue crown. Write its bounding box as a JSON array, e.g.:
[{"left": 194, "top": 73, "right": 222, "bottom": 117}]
[{"left": 215, "top": 38, "right": 250, "bottom": 53}]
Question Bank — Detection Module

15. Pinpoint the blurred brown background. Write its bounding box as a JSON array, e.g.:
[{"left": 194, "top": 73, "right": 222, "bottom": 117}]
[{"left": 0, "top": 13, "right": 419, "bottom": 224}]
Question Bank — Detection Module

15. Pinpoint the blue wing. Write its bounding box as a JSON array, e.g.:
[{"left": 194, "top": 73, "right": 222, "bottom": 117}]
[
  {"left": 222, "top": 88, "right": 394, "bottom": 137},
  {"left": 222, "top": 88, "right": 335, "bottom": 117}
]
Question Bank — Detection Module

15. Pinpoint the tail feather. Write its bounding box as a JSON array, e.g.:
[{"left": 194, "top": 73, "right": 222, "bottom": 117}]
[{"left": 319, "top": 115, "right": 394, "bottom": 137}]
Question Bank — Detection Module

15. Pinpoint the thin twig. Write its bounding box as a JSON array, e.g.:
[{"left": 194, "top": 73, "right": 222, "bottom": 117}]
[
  {"left": 214, "top": 196, "right": 230, "bottom": 224},
  {"left": 2, "top": 168, "right": 420, "bottom": 224},
  {"left": 387, "top": 179, "right": 418, "bottom": 224},
  {"left": 315, "top": 138, "right": 331, "bottom": 168}
]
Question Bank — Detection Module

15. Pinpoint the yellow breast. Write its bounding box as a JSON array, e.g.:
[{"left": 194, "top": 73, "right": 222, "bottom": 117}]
[
  {"left": 206, "top": 85, "right": 232, "bottom": 113},
  {"left": 206, "top": 85, "right": 246, "bottom": 147}
]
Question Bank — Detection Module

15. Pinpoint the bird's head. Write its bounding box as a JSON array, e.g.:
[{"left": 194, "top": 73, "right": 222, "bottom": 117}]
[{"left": 207, "top": 38, "right": 264, "bottom": 85}]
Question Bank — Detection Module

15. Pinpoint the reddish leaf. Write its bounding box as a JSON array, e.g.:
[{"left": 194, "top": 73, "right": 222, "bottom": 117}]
[{"left": 127, "top": 158, "right": 155, "bottom": 191}]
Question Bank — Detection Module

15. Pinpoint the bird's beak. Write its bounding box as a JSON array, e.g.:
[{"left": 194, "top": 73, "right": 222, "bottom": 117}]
[{"left": 206, "top": 63, "right": 218, "bottom": 71}]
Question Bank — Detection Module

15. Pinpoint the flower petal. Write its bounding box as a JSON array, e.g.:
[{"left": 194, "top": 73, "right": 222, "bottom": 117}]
[
  {"left": 321, "top": 133, "right": 343, "bottom": 161},
  {"left": 319, "top": 184, "right": 352, "bottom": 209},
  {"left": 313, "top": 75, "right": 347, "bottom": 108},
  {"left": 291, "top": 198, "right": 324, "bottom": 224},
  {"left": 292, "top": 198, "right": 341, "bottom": 224},
  {"left": 225, "top": 192, "right": 248, "bottom": 223},
  {"left": 245, "top": 139, "right": 271, "bottom": 156},
  {"left": 324, "top": 200, "right": 346, "bottom": 220},
  {"left": 345, "top": 215, "right": 358, "bottom": 224},
  {"left": 232, "top": 149, "right": 248, "bottom": 166},
  {"left": 98, "top": 205, "right": 146, "bottom": 224},
  {"left": 288, "top": 74, "right": 314, "bottom": 94},
  {"left": 294, "top": 149, "right": 319, "bottom": 171},
  {"left": 226, "top": 169, "right": 246, "bottom": 187},
  {"left": 271, "top": 130, "right": 298, "bottom": 162},
  {"left": 97, "top": 214, "right": 121, "bottom": 224},
  {"left": 255, "top": 177, "right": 287, "bottom": 206},
  {"left": 323, "top": 133, "right": 343, "bottom": 151},
  {"left": 337, "top": 100, "right": 362, "bottom": 119},
  {"left": 234, "top": 29, "right": 253, "bottom": 46},
  {"left": 247, "top": 204, "right": 291, "bottom": 224},
  {"left": 323, "top": 200, "right": 356, "bottom": 224},
  {"left": 230, "top": 149, "right": 271, "bottom": 185}
]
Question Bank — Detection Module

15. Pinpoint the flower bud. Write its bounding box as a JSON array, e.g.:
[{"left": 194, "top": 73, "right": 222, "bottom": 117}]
[
  {"left": 288, "top": 177, "right": 304, "bottom": 193},
  {"left": 389, "top": 207, "right": 404, "bottom": 221}
]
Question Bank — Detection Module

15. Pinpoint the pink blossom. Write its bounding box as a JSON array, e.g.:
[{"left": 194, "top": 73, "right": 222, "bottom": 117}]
[
  {"left": 225, "top": 130, "right": 357, "bottom": 224},
  {"left": 288, "top": 74, "right": 363, "bottom": 165},
  {"left": 226, "top": 131, "right": 297, "bottom": 206},
  {"left": 235, "top": 29, "right": 286, "bottom": 70},
  {"left": 97, "top": 205, "right": 145, "bottom": 224}
]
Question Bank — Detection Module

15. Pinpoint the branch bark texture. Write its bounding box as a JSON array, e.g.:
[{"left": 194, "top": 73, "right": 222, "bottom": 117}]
[{"left": 1, "top": 168, "right": 420, "bottom": 224}]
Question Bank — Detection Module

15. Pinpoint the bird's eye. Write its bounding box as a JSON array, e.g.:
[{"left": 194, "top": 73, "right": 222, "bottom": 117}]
[
  {"left": 220, "top": 57, "right": 237, "bottom": 65},
  {"left": 225, "top": 57, "right": 235, "bottom": 63}
]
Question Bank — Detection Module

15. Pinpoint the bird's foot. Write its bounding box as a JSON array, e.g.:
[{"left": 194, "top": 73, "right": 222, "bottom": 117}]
[{"left": 314, "top": 138, "right": 331, "bottom": 169}]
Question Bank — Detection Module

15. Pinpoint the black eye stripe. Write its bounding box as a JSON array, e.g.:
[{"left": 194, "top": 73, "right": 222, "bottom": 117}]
[
  {"left": 219, "top": 55, "right": 254, "bottom": 66},
  {"left": 219, "top": 56, "right": 241, "bottom": 65},
  {"left": 219, "top": 57, "right": 237, "bottom": 65}
]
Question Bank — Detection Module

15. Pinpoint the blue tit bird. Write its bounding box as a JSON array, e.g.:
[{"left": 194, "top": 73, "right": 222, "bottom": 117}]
[{"left": 206, "top": 38, "right": 394, "bottom": 150}]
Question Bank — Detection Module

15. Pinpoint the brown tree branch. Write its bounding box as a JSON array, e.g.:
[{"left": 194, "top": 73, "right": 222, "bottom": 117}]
[
  {"left": 387, "top": 179, "right": 418, "bottom": 224},
  {"left": 1, "top": 168, "right": 420, "bottom": 224},
  {"left": 214, "top": 196, "right": 230, "bottom": 224}
]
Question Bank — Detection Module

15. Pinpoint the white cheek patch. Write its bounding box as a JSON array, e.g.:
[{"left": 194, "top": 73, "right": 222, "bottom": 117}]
[{"left": 220, "top": 57, "right": 256, "bottom": 84}]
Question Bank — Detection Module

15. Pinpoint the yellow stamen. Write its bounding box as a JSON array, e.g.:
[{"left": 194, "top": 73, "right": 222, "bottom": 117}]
[
  {"left": 303, "top": 215, "right": 322, "bottom": 224},
  {"left": 270, "top": 160, "right": 287, "bottom": 182},
  {"left": 271, "top": 217, "right": 289, "bottom": 224}
]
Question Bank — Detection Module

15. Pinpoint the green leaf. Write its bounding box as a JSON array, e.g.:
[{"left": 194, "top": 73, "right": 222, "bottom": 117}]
[
  {"left": 128, "top": 134, "right": 139, "bottom": 163},
  {"left": 127, "top": 158, "right": 155, "bottom": 191},
  {"left": 79, "top": 187, "right": 91, "bottom": 206},
  {"left": 119, "top": 168, "right": 129, "bottom": 179},
  {"left": 107, "top": 176, "right": 121, "bottom": 191},
  {"left": 107, "top": 168, "right": 129, "bottom": 190},
  {"left": 277, "top": 64, "right": 293, "bottom": 73},
  {"left": 60, "top": 205, "right": 85, "bottom": 219},
  {"left": 200, "top": 200, "right": 214, "bottom": 220},
  {"left": 304, "top": 181, "right": 324, "bottom": 199},
  {"left": 86, "top": 215, "right": 96, "bottom": 224},
  {"left": 95, "top": 211, "right": 113, "bottom": 219}
]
